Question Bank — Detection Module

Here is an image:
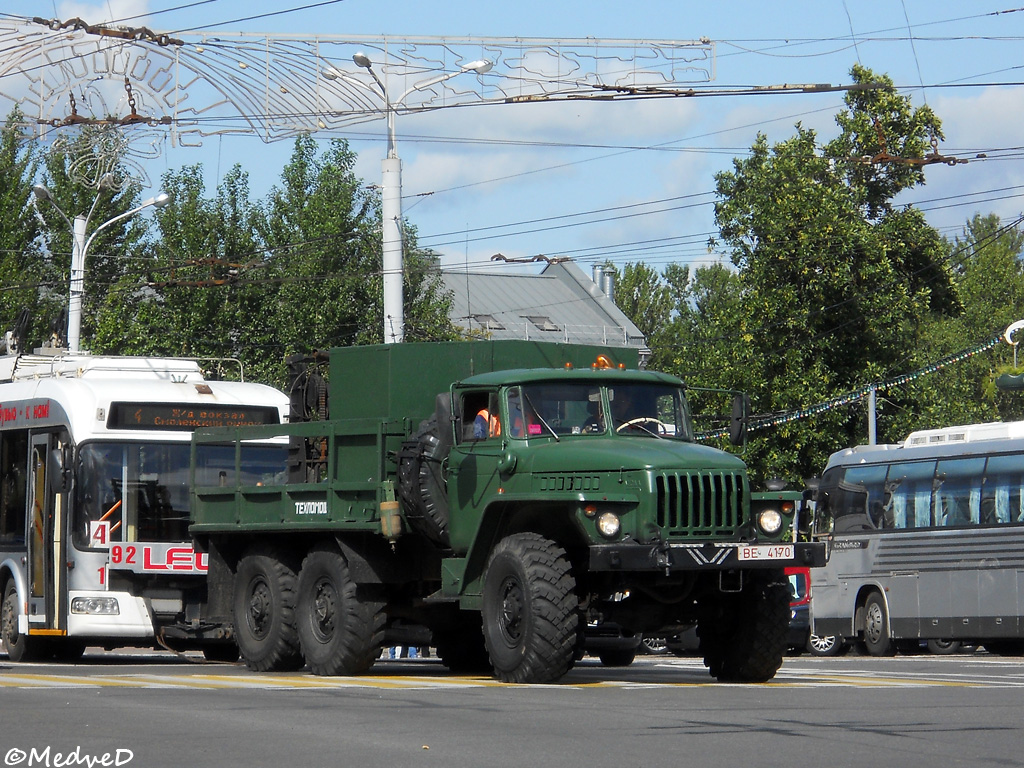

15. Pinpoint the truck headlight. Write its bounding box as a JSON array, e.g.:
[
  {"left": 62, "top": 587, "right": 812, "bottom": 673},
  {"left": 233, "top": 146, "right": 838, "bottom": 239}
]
[
  {"left": 596, "top": 512, "right": 621, "bottom": 538},
  {"left": 757, "top": 508, "right": 783, "bottom": 536},
  {"left": 71, "top": 597, "right": 120, "bottom": 615}
]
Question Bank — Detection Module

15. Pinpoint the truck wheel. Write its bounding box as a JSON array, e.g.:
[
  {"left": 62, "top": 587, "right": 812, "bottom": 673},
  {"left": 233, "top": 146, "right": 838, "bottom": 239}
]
[
  {"left": 481, "top": 533, "right": 579, "bottom": 683},
  {"left": 396, "top": 417, "right": 451, "bottom": 547},
  {"left": 296, "top": 545, "right": 385, "bottom": 676},
  {"left": 2, "top": 581, "right": 44, "bottom": 662},
  {"left": 861, "top": 592, "right": 893, "bottom": 656},
  {"left": 233, "top": 548, "right": 304, "bottom": 672},
  {"left": 697, "top": 568, "right": 789, "bottom": 682},
  {"left": 434, "top": 611, "right": 492, "bottom": 674}
]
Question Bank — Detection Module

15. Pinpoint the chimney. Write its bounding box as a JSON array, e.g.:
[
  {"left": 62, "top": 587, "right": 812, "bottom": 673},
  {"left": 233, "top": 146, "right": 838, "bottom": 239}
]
[
  {"left": 592, "top": 264, "right": 604, "bottom": 291},
  {"left": 601, "top": 267, "right": 615, "bottom": 305}
]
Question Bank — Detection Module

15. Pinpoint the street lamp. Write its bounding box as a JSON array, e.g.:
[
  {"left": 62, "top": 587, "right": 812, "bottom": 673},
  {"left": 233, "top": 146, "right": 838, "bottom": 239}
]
[
  {"left": 342, "top": 53, "right": 493, "bottom": 344},
  {"left": 32, "top": 182, "right": 170, "bottom": 352}
]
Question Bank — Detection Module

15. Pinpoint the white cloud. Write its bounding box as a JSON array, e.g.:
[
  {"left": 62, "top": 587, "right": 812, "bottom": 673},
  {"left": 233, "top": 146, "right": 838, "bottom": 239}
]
[{"left": 55, "top": 0, "right": 152, "bottom": 24}]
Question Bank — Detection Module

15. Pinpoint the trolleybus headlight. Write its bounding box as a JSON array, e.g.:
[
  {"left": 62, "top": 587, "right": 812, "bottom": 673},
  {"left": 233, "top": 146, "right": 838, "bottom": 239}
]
[
  {"left": 71, "top": 597, "right": 120, "bottom": 615},
  {"left": 596, "top": 512, "right": 621, "bottom": 539},
  {"left": 757, "top": 508, "right": 784, "bottom": 536}
]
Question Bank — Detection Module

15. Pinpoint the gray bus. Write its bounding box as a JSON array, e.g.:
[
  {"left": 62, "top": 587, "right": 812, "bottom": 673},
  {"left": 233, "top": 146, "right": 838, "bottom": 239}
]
[{"left": 810, "top": 420, "right": 1024, "bottom": 656}]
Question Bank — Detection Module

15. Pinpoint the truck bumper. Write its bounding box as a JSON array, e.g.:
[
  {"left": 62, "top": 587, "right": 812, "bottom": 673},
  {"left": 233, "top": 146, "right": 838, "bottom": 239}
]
[{"left": 588, "top": 541, "right": 826, "bottom": 572}]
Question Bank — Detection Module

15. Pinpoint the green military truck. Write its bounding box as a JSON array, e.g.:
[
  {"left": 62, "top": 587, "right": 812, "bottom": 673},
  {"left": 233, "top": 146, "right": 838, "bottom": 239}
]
[{"left": 189, "top": 340, "right": 825, "bottom": 683}]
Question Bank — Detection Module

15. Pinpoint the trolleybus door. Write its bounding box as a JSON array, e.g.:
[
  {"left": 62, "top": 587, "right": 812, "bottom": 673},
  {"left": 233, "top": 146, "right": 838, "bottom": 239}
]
[{"left": 26, "top": 433, "right": 64, "bottom": 633}]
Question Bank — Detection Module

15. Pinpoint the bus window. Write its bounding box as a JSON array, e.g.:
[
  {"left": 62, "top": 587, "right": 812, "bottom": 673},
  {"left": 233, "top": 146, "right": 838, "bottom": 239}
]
[
  {"left": 982, "top": 453, "right": 1024, "bottom": 525},
  {"left": 935, "top": 457, "right": 985, "bottom": 527},
  {"left": 884, "top": 460, "right": 936, "bottom": 529},
  {"left": 0, "top": 431, "right": 27, "bottom": 545},
  {"left": 826, "top": 464, "right": 888, "bottom": 531}
]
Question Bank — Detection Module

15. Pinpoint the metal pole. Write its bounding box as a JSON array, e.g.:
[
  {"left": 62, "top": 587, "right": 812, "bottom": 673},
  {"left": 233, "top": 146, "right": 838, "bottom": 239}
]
[
  {"left": 381, "top": 155, "right": 404, "bottom": 344},
  {"left": 868, "top": 385, "right": 877, "bottom": 445},
  {"left": 67, "top": 215, "right": 87, "bottom": 352}
]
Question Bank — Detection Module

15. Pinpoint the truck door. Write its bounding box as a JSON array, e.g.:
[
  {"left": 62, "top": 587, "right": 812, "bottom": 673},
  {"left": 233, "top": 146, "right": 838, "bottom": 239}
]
[{"left": 448, "top": 390, "right": 503, "bottom": 546}]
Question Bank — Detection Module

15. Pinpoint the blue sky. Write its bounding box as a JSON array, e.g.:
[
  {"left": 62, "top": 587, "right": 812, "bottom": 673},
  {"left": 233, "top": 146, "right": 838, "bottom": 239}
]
[{"left": 3, "top": 1, "right": 1023, "bottom": 277}]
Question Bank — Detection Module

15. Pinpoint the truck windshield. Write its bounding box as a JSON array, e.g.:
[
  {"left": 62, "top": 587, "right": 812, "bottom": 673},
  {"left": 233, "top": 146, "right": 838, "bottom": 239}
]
[{"left": 508, "top": 382, "right": 693, "bottom": 440}]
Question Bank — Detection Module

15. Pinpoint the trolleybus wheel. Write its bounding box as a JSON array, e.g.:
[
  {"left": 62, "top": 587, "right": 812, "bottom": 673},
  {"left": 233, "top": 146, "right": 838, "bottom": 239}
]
[
  {"left": 232, "top": 547, "right": 304, "bottom": 672},
  {"left": 296, "top": 544, "right": 385, "bottom": 676},
  {"left": 481, "top": 533, "right": 578, "bottom": 684},
  {"left": 2, "top": 581, "right": 44, "bottom": 662}
]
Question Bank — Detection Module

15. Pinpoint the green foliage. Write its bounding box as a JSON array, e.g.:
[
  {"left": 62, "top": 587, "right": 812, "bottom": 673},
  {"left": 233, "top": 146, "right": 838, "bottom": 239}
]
[
  {"left": 0, "top": 110, "right": 46, "bottom": 345},
  {"left": 91, "top": 135, "right": 455, "bottom": 387},
  {"left": 631, "top": 66, "right": 969, "bottom": 485}
]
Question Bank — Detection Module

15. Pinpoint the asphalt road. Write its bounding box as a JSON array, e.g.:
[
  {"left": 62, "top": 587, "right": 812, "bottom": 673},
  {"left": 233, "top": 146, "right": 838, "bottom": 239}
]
[{"left": 1, "top": 649, "right": 1021, "bottom": 768}]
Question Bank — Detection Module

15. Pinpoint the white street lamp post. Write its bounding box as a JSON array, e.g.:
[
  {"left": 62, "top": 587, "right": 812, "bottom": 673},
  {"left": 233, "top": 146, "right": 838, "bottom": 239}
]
[
  {"left": 32, "top": 183, "right": 170, "bottom": 352},
  {"left": 343, "top": 54, "right": 492, "bottom": 344}
]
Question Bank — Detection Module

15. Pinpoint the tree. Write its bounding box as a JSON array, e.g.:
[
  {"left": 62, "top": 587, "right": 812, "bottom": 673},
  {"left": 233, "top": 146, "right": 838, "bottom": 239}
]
[
  {"left": 0, "top": 109, "right": 44, "bottom": 348},
  {"left": 93, "top": 162, "right": 268, "bottom": 377},
  {"left": 703, "top": 66, "right": 959, "bottom": 483},
  {"left": 95, "top": 135, "right": 455, "bottom": 388},
  {"left": 890, "top": 214, "right": 1024, "bottom": 433}
]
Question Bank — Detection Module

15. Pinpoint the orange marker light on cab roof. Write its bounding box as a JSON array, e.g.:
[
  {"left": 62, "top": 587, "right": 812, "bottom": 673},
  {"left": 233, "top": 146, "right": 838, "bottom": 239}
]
[{"left": 593, "top": 354, "right": 613, "bottom": 369}]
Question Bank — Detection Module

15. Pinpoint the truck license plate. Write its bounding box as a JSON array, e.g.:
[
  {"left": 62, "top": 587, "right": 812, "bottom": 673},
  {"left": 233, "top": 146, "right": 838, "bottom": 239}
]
[{"left": 738, "top": 544, "right": 794, "bottom": 561}]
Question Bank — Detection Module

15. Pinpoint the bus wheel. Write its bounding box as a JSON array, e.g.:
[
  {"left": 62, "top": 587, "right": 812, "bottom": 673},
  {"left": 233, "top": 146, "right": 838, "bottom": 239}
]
[
  {"left": 807, "top": 633, "right": 845, "bottom": 657},
  {"left": 698, "top": 569, "right": 789, "bottom": 682},
  {"left": 926, "top": 639, "right": 962, "bottom": 655},
  {"left": 481, "top": 533, "right": 578, "bottom": 684},
  {"left": 2, "top": 581, "right": 43, "bottom": 662},
  {"left": 233, "top": 547, "right": 304, "bottom": 672},
  {"left": 861, "top": 592, "right": 893, "bottom": 656},
  {"left": 296, "top": 545, "right": 385, "bottom": 676}
]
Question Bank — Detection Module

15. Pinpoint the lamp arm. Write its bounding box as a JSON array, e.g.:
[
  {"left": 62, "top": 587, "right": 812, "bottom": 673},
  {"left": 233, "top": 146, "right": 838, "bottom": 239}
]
[{"left": 82, "top": 198, "right": 161, "bottom": 255}]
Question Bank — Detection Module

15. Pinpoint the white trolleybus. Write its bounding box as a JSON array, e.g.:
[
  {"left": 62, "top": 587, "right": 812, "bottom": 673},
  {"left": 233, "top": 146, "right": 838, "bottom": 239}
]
[
  {"left": 0, "top": 351, "right": 288, "bottom": 661},
  {"left": 810, "top": 420, "right": 1024, "bottom": 656}
]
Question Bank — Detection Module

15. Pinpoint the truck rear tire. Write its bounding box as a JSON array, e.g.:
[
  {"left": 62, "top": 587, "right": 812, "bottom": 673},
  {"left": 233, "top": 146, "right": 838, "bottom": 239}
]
[
  {"left": 697, "top": 568, "right": 789, "bottom": 682},
  {"left": 481, "top": 533, "right": 579, "bottom": 683},
  {"left": 233, "top": 547, "right": 304, "bottom": 672},
  {"left": 296, "top": 545, "right": 385, "bottom": 676}
]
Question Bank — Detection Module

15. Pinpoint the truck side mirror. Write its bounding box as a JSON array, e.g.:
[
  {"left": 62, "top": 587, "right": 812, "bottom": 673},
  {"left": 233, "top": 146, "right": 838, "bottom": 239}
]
[{"left": 729, "top": 393, "right": 749, "bottom": 445}]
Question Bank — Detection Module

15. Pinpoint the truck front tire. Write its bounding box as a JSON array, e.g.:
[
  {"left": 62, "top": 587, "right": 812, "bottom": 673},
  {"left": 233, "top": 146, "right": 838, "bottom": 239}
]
[
  {"left": 481, "top": 533, "right": 579, "bottom": 684},
  {"left": 296, "top": 545, "right": 385, "bottom": 676},
  {"left": 697, "top": 568, "right": 789, "bottom": 682},
  {"left": 233, "top": 547, "right": 304, "bottom": 672}
]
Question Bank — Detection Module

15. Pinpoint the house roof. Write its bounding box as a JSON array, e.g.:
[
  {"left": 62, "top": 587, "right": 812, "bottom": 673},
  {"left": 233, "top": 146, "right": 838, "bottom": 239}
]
[{"left": 442, "top": 261, "right": 648, "bottom": 354}]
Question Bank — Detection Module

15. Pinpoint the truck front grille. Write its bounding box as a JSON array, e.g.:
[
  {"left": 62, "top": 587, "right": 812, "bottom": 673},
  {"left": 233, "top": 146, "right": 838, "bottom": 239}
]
[{"left": 655, "top": 471, "right": 746, "bottom": 536}]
